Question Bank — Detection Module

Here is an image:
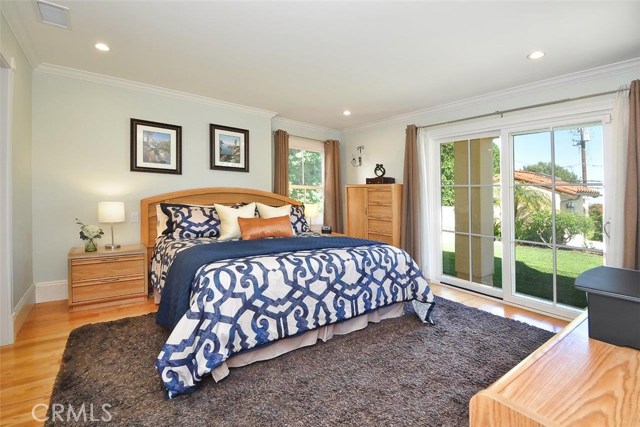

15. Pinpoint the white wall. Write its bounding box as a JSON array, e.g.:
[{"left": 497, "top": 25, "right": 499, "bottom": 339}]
[
  {"left": 32, "top": 70, "right": 275, "bottom": 283},
  {"left": 1, "top": 13, "right": 33, "bottom": 309},
  {"left": 341, "top": 59, "right": 640, "bottom": 187}
]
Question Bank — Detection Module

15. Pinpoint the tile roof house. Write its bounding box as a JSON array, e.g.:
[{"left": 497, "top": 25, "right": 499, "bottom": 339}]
[{"left": 513, "top": 170, "right": 601, "bottom": 214}]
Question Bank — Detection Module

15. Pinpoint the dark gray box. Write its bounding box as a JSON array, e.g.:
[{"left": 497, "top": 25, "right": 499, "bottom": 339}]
[{"left": 575, "top": 266, "right": 640, "bottom": 350}]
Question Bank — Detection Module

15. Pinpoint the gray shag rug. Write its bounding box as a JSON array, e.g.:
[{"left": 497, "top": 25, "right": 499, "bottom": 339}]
[{"left": 46, "top": 297, "right": 554, "bottom": 426}]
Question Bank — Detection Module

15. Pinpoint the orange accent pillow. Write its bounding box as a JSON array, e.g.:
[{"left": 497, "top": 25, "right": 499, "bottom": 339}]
[{"left": 238, "top": 215, "right": 294, "bottom": 240}]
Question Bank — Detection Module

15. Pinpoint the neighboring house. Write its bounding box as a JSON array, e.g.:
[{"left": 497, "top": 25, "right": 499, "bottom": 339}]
[{"left": 513, "top": 170, "right": 601, "bottom": 216}]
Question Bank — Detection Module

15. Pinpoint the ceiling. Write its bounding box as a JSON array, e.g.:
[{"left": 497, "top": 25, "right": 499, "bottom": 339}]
[{"left": 2, "top": 1, "right": 639, "bottom": 130}]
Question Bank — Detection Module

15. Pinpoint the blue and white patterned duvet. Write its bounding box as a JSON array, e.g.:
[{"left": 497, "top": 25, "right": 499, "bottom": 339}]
[{"left": 153, "top": 236, "right": 434, "bottom": 397}]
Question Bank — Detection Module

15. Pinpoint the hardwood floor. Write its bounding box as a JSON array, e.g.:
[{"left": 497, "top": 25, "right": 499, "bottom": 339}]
[
  {"left": 0, "top": 284, "right": 568, "bottom": 426},
  {"left": 430, "top": 283, "right": 569, "bottom": 334}
]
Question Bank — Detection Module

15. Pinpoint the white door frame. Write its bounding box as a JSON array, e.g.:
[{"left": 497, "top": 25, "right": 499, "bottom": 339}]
[{"left": 0, "top": 51, "right": 15, "bottom": 345}]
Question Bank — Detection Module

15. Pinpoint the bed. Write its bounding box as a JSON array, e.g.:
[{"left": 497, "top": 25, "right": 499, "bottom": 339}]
[{"left": 141, "top": 187, "right": 435, "bottom": 398}]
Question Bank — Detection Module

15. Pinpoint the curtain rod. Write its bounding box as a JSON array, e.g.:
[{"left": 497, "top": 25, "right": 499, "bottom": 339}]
[
  {"left": 290, "top": 134, "right": 324, "bottom": 143},
  {"left": 273, "top": 131, "right": 327, "bottom": 143},
  {"left": 417, "top": 88, "right": 627, "bottom": 130}
]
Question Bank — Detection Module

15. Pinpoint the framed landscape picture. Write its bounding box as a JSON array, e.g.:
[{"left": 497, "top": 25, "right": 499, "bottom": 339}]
[
  {"left": 130, "top": 118, "right": 182, "bottom": 174},
  {"left": 210, "top": 124, "right": 249, "bottom": 172}
]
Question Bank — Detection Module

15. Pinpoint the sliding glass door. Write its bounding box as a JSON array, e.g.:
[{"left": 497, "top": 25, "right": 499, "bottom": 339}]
[{"left": 435, "top": 118, "right": 607, "bottom": 318}]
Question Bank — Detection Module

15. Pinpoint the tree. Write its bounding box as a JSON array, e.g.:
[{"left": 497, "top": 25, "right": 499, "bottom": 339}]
[
  {"left": 288, "top": 149, "right": 323, "bottom": 206},
  {"left": 513, "top": 186, "right": 551, "bottom": 232},
  {"left": 441, "top": 141, "right": 500, "bottom": 206},
  {"left": 440, "top": 144, "right": 455, "bottom": 206},
  {"left": 523, "top": 162, "right": 579, "bottom": 183}
]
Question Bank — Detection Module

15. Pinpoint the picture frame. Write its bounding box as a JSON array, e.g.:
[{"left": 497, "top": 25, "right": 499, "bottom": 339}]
[
  {"left": 210, "top": 124, "right": 249, "bottom": 173},
  {"left": 130, "top": 118, "right": 182, "bottom": 175}
]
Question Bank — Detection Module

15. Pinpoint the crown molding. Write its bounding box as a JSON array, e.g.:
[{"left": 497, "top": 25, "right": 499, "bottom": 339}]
[
  {"left": 35, "top": 63, "right": 279, "bottom": 118},
  {"left": 0, "top": 6, "right": 40, "bottom": 69},
  {"left": 272, "top": 116, "right": 341, "bottom": 137},
  {"left": 344, "top": 57, "right": 640, "bottom": 133}
]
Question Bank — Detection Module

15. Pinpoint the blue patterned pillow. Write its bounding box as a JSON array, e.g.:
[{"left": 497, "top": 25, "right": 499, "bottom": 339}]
[
  {"left": 290, "top": 205, "right": 310, "bottom": 234},
  {"left": 160, "top": 203, "right": 221, "bottom": 239}
]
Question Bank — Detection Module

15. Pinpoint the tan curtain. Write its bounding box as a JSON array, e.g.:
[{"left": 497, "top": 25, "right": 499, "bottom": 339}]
[
  {"left": 324, "top": 140, "right": 343, "bottom": 233},
  {"left": 623, "top": 80, "right": 640, "bottom": 270},
  {"left": 401, "top": 124, "right": 422, "bottom": 265},
  {"left": 273, "top": 130, "right": 289, "bottom": 196}
]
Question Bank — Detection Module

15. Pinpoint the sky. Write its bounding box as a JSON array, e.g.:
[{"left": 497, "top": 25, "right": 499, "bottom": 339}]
[{"left": 512, "top": 123, "right": 604, "bottom": 185}]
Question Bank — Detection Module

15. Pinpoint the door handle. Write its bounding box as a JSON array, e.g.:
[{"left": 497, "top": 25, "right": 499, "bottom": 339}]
[{"left": 604, "top": 221, "right": 611, "bottom": 240}]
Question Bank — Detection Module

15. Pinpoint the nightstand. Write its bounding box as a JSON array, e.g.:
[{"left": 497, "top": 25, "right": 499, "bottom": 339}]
[{"left": 67, "top": 244, "right": 148, "bottom": 311}]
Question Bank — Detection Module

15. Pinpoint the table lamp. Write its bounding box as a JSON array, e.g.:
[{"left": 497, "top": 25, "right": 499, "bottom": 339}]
[{"left": 98, "top": 202, "right": 125, "bottom": 250}]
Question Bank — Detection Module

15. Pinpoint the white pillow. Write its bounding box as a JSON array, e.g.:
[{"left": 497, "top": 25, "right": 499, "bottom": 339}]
[
  {"left": 215, "top": 202, "right": 257, "bottom": 241},
  {"left": 156, "top": 204, "right": 169, "bottom": 236},
  {"left": 256, "top": 203, "right": 291, "bottom": 219}
]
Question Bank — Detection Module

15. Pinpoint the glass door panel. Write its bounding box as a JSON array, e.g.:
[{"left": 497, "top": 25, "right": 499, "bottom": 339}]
[
  {"left": 439, "top": 135, "right": 502, "bottom": 295},
  {"left": 508, "top": 123, "right": 604, "bottom": 314}
]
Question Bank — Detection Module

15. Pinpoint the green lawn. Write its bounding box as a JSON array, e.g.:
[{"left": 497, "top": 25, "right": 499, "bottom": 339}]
[{"left": 442, "top": 245, "right": 602, "bottom": 309}]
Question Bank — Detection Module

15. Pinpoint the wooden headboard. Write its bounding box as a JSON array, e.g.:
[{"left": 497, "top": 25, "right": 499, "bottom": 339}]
[{"left": 140, "top": 187, "right": 302, "bottom": 261}]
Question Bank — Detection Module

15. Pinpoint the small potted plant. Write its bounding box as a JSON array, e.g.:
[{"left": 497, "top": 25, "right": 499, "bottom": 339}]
[{"left": 75, "top": 218, "right": 104, "bottom": 252}]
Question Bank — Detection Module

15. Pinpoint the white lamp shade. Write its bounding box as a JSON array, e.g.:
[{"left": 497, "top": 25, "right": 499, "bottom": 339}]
[{"left": 98, "top": 202, "right": 125, "bottom": 223}]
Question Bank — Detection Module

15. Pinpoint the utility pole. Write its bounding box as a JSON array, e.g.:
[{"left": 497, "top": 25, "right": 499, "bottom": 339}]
[{"left": 573, "top": 128, "right": 590, "bottom": 183}]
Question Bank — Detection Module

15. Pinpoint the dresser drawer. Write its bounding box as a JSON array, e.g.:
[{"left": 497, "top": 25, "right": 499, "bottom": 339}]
[
  {"left": 368, "top": 233, "right": 394, "bottom": 245},
  {"left": 367, "top": 189, "right": 392, "bottom": 205},
  {"left": 71, "top": 255, "right": 145, "bottom": 282},
  {"left": 72, "top": 277, "right": 146, "bottom": 303},
  {"left": 368, "top": 219, "right": 393, "bottom": 235},
  {"left": 367, "top": 204, "right": 392, "bottom": 220}
]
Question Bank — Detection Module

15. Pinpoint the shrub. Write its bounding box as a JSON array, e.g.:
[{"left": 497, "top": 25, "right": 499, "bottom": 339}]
[
  {"left": 516, "top": 211, "right": 593, "bottom": 246},
  {"left": 589, "top": 204, "right": 603, "bottom": 242}
]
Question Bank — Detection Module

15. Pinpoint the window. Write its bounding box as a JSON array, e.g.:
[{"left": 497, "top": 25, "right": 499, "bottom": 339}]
[{"left": 288, "top": 137, "right": 324, "bottom": 225}]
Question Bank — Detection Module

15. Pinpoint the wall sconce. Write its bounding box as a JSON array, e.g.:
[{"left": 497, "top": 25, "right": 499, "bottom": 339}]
[
  {"left": 98, "top": 201, "right": 125, "bottom": 249},
  {"left": 351, "top": 146, "right": 364, "bottom": 167}
]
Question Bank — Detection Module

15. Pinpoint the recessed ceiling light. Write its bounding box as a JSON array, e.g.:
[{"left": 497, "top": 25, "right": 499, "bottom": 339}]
[
  {"left": 343, "top": 110, "right": 351, "bottom": 116},
  {"left": 95, "top": 43, "right": 110, "bottom": 52},
  {"left": 527, "top": 50, "right": 545, "bottom": 60}
]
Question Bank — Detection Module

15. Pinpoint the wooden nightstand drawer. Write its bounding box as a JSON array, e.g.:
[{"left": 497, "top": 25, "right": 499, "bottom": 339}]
[
  {"left": 68, "top": 244, "right": 148, "bottom": 311},
  {"left": 71, "top": 255, "right": 144, "bottom": 282},
  {"left": 72, "top": 277, "right": 146, "bottom": 303}
]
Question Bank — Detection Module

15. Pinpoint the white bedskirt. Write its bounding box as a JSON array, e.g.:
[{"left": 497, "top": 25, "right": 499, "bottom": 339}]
[
  {"left": 211, "top": 302, "right": 405, "bottom": 381},
  {"left": 154, "top": 289, "right": 405, "bottom": 383}
]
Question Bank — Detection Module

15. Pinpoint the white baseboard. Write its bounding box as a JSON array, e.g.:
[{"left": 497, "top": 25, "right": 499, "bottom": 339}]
[
  {"left": 35, "top": 280, "right": 68, "bottom": 303},
  {"left": 12, "top": 283, "right": 35, "bottom": 338}
]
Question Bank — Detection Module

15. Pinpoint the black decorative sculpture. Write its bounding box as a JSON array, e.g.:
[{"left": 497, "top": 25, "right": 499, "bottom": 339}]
[{"left": 366, "top": 163, "right": 395, "bottom": 184}]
